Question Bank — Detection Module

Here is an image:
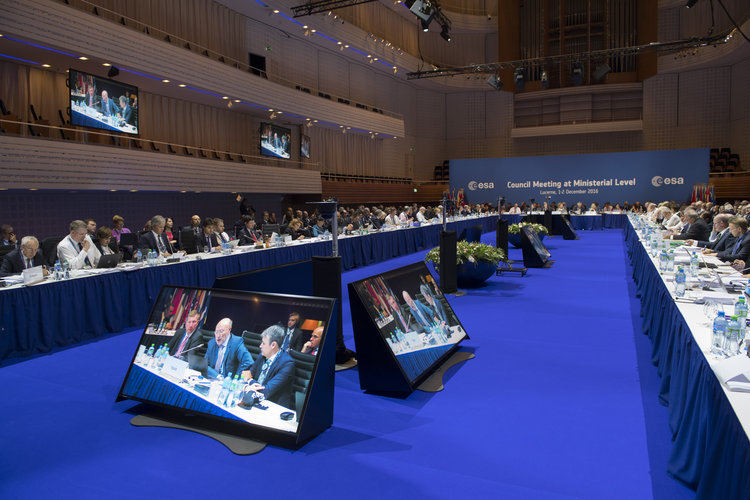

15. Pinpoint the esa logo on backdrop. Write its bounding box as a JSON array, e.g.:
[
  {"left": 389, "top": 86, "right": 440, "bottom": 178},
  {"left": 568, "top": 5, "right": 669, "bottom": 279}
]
[
  {"left": 468, "top": 181, "right": 494, "bottom": 191},
  {"left": 651, "top": 176, "right": 684, "bottom": 187}
]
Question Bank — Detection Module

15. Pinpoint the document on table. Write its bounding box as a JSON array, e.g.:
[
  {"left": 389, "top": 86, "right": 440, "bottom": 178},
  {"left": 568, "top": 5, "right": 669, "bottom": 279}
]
[{"left": 714, "top": 355, "right": 750, "bottom": 392}]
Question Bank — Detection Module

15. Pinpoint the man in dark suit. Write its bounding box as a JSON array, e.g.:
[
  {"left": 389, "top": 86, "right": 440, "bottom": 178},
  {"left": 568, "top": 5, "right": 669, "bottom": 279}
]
[
  {"left": 686, "top": 214, "right": 735, "bottom": 253},
  {"left": 118, "top": 95, "right": 132, "bottom": 125},
  {"left": 98, "top": 90, "right": 118, "bottom": 116},
  {"left": 281, "top": 312, "right": 308, "bottom": 352},
  {"left": 196, "top": 218, "right": 220, "bottom": 253},
  {"left": 665, "top": 209, "right": 710, "bottom": 242},
  {"left": 711, "top": 217, "right": 750, "bottom": 263},
  {"left": 402, "top": 290, "right": 435, "bottom": 333},
  {"left": 167, "top": 310, "right": 205, "bottom": 359},
  {"left": 244, "top": 325, "right": 295, "bottom": 409},
  {"left": 0, "top": 236, "right": 47, "bottom": 275},
  {"left": 203, "top": 318, "right": 252, "bottom": 379},
  {"left": 1, "top": 224, "right": 17, "bottom": 248},
  {"left": 138, "top": 215, "right": 174, "bottom": 256},
  {"left": 238, "top": 215, "right": 262, "bottom": 246}
]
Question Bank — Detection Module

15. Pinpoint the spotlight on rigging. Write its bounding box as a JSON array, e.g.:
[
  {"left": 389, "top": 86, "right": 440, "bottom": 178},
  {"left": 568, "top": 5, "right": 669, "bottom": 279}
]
[
  {"left": 107, "top": 66, "right": 119, "bottom": 78},
  {"left": 685, "top": 0, "right": 700, "bottom": 8},
  {"left": 514, "top": 67, "right": 526, "bottom": 92},
  {"left": 541, "top": 70, "right": 549, "bottom": 89},
  {"left": 593, "top": 63, "right": 611, "bottom": 82},
  {"left": 487, "top": 73, "right": 503, "bottom": 90},
  {"left": 440, "top": 24, "right": 451, "bottom": 42}
]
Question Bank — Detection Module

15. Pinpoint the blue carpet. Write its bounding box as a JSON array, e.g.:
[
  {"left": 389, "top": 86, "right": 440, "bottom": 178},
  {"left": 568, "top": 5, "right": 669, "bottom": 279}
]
[{"left": 0, "top": 230, "right": 695, "bottom": 499}]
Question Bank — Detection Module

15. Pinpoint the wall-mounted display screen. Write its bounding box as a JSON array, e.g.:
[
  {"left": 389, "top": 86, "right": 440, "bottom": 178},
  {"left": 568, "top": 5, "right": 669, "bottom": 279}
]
[
  {"left": 300, "top": 134, "right": 310, "bottom": 159},
  {"left": 117, "top": 286, "right": 334, "bottom": 439},
  {"left": 260, "top": 122, "right": 291, "bottom": 159},
  {"left": 350, "top": 262, "right": 468, "bottom": 383},
  {"left": 69, "top": 68, "right": 138, "bottom": 135}
]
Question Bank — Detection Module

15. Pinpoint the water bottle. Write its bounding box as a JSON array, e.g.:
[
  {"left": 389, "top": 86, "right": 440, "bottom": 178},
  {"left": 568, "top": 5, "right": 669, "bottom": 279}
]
[
  {"left": 54, "top": 260, "right": 61, "bottom": 280},
  {"left": 724, "top": 315, "right": 741, "bottom": 356},
  {"left": 650, "top": 235, "right": 658, "bottom": 257},
  {"left": 62, "top": 260, "right": 70, "bottom": 280},
  {"left": 667, "top": 250, "right": 675, "bottom": 273},
  {"left": 674, "top": 267, "right": 686, "bottom": 298},
  {"left": 230, "top": 375, "right": 242, "bottom": 407},
  {"left": 135, "top": 249, "right": 142, "bottom": 263},
  {"left": 689, "top": 252, "right": 700, "bottom": 278},
  {"left": 155, "top": 345, "right": 164, "bottom": 370},
  {"left": 146, "top": 343, "right": 155, "bottom": 366},
  {"left": 711, "top": 311, "right": 727, "bottom": 357},
  {"left": 217, "top": 377, "right": 230, "bottom": 406},
  {"left": 659, "top": 250, "right": 668, "bottom": 272},
  {"left": 734, "top": 297, "right": 747, "bottom": 352}
]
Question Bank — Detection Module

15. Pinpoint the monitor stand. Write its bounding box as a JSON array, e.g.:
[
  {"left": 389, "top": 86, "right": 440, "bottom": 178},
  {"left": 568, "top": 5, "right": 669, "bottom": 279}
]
[
  {"left": 416, "top": 351, "right": 475, "bottom": 392},
  {"left": 130, "top": 407, "right": 267, "bottom": 455}
]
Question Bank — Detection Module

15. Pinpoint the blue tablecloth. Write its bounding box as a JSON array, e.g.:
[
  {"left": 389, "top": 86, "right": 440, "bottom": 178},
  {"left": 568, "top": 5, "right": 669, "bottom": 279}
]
[
  {"left": 624, "top": 219, "right": 750, "bottom": 499},
  {"left": 0, "top": 216, "right": 496, "bottom": 362},
  {"left": 499, "top": 214, "right": 524, "bottom": 224},
  {"left": 570, "top": 214, "right": 603, "bottom": 230},
  {"left": 602, "top": 213, "right": 627, "bottom": 228}
]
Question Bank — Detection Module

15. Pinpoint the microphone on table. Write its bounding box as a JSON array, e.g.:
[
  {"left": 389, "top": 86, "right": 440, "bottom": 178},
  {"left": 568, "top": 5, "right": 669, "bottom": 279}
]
[{"left": 174, "top": 344, "right": 204, "bottom": 358}]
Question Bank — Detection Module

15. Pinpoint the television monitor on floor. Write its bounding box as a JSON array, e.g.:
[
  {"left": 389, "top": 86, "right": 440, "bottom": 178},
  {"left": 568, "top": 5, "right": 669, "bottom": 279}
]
[
  {"left": 521, "top": 225, "right": 552, "bottom": 267},
  {"left": 348, "top": 262, "right": 468, "bottom": 395},
  {"left": 260, "top": 122, "right": 291, "bottom": 159},
  {"left": 68, "top": 68, "right": 139, "bottom": 135},
  {"left": 117, "top": 285, "right": 336, "bottom": 448}
]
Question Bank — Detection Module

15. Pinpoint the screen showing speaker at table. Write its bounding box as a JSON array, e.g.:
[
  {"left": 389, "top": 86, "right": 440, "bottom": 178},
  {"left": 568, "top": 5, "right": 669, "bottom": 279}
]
[
  {"left": 69, "top": 68, "right": 139, "bottom": 135},
  {"left": 260, "top": 122, "right": 291, "bottom": 159},
  {"left": 350, "top": 262, "right": 468, "bottom": 383},
  {"left": 118, "top": 285, "right": 334, "bottom": 437},
  {"left": 300, "top": 134, "right": 310, "bottom": 159}
]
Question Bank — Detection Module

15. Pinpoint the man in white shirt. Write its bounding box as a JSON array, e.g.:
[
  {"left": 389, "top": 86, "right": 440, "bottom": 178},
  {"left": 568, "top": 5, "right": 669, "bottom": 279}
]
[
  {"left": 508, "top": 204, "right": 522, "bottom": 214},
  {"left": 214, "top": 218, "right": 230, "bottom": 243},
  {"left": 416, "top": 206, "right": 429, "bottom": 223},
  {"left": 57, "top": 220, "right": 101, "bottom": 269}
]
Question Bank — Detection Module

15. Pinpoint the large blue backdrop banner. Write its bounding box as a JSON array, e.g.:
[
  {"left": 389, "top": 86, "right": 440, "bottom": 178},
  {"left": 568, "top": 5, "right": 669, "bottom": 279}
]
[{"left": 450, "top": 148, "right": 709, "bottom": 206}]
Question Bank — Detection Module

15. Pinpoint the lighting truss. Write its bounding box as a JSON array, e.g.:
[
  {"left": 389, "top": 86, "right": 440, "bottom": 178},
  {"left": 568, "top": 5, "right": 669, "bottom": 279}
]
[
  {"left": 291, "top": 0, "right": 378, "bottom": 17},
  {"left": 406, "top": 33, "right": 730, "bottom": 80}
]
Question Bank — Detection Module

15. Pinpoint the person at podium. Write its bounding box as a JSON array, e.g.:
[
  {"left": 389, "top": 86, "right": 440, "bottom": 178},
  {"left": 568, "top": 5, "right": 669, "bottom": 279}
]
[
  {"left": 243, "top": 325, "right": 295, "bottom": 408},
  {"left": 204, "top": 318, "right": 252, "bottom": 379}
]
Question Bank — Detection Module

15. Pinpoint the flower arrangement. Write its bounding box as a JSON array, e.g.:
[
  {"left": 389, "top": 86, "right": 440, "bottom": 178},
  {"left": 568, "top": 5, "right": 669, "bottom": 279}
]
[
  {"left": 424, "top": 241, "right": 506, "bottom": 266},
  {"left": 508, "top": 222, "right": 549, "bottom": 235}
]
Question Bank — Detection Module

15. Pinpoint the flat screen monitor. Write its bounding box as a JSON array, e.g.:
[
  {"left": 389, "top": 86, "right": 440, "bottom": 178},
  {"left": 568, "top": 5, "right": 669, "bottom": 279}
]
[
  {"left": 522, "top": 225, "right": 551, "bottom": 260},
  {"left": 300, "top": 134, "right": 310, "bottom": 159},
  {"left": 117, "top": 285, "right": 335, "bottom": 446},
  {"left": 69, "top": 68, "right": 139, "bottom": 135},
  {"left": 260, "top": 122, "right": 291, "bottom": 159},
  {"left": 350, "top": 262, "right": 468, "bottom": 385}
]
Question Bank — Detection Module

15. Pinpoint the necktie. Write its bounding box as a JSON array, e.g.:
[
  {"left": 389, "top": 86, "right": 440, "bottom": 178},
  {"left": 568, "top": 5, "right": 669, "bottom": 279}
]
[
  {"left": 258, "top": 358, "right": 272, "bottom": 385},
  {"left": 26, "top": 258, "right": 33, "bottom": 269},
  {"left": 215, "top": 344, "right": 226, "bottom": 375},
  {"left": 175, "top": 332, "right": 191, "bottom": 358},
  {"left": 78, "top": 242, "right": 92, "bottom": 266},
  {"left": 282, "top": 331, "right": 292, "bottom": 351},
  {"left": 156, "top": 235, "right": 166, "bottom": 253},
  {"left": 682, "top": 223, "right": 690, "bottom": 234}
]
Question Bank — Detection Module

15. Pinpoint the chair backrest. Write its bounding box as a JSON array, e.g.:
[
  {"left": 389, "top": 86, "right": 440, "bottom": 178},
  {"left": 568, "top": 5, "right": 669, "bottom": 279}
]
[
  {"left": 0, "top": 245, "right": 14, "bottom": 267},
  {"left": 242, "top": 330, "right": 263, "bottom": 360},
  {"left": 288, "top": 349, "right": 316, "bottom": 414},
  {"left": 179, "top": 229, "right": 198, "bottom": 254},
  {"left": 262, "top": 224, "right": 279, "bottom": 238},
  {"left": 119, "top": 232, "right": 138, "bottom": 247},
  {"left": 41, "top": 237, "right": 63, "bottom": 266}
]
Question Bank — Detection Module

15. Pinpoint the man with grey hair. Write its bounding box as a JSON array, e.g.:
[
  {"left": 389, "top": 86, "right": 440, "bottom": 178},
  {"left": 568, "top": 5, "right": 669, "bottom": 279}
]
[
  {"left": 57, "top": 219, "right": 101, "bottom": 269},
  {"left": 138, "top": 215, "right": 173, "bottom": 256},
  {"left": 686, "top": 213, "right": 735, "bottom": 252},
  {"left": 204, "top": 317, "right": 252, "bottom": 379},
  {"left": 1, "top": 236, "right": 48, "bottom": 275},
  {"left": 664, "top": 209, "right": 710, "bottom": 241},
  {"left": 244, "top": 324, "right": 295, "bottom": 409}
]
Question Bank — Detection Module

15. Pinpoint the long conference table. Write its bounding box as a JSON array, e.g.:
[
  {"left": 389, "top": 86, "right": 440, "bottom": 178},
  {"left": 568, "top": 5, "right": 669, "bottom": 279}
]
[
  {"left": 625, "top": 216, "right": 750, "bottom": 499},
  {"left": 0, "top": 216, "right": 495, "bottom": 362},
  {"left": 500, "top": 212, "right": 626, "bottom": 230}
]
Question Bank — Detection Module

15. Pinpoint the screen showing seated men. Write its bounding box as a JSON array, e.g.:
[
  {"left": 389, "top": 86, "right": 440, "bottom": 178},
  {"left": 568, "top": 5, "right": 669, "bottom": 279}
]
[
  {"left": 118, "top": 286, "right": 334, "bottom": 435},
  {"left": 69, "top": 68, "right": 139, "bottom": 135},
  {"left": 300, "top": 134, "right": 310, "bottom": 159},
  {"left": 350, "top": 262, "right": 468, "bottom": 382},
  {"left": 260, "top": 122, "right": 291, "bottom": 159},
  {"left": 522, "top": 225, "right": 551, "bottom": 260}
]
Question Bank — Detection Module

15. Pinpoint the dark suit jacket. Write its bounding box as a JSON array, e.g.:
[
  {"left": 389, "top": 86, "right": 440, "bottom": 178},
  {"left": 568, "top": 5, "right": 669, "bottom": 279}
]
[
  {"left": 238, "top": 227, "right": 261, "bottom": 246},
  {"left": 138, "top": 231, "right": 174, "bottom": 253},
  {"left": 717, "top": 234, "right": 750, "bottom": 263},
  {"left": 204, "top": 334, "right": 252, "bottom": 379},
  {"left": 0, "top": 249, "right": 45, "bottom": 274},
  {"left": 99, "top": 97, "right": 118, "bottom": 116},
  {"left": 196, "top": 232, "right": 220, "bottom": 252},
  {"left": 120, "top": 104, "right": 132, "bottom": 125},
  {"left": 167, "top": 327, "right": 205, "bottom": 359},
  {"left": 697, "top": 229, "right": 735, "bottom": 252},
  {"left": 672, "top": 218, "right": 710, "bottom": 242},
  {"left": 282, "top": 326, "right": 308, "bottom": 353},
  {"left": 249, "top": 350, "right": 295, "bottom": 409}
]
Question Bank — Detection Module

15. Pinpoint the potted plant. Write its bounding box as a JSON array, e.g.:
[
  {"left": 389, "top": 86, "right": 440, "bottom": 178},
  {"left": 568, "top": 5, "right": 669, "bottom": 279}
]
[
  {"left": 507, "top": 222, "right": 548, "bottom": 248},
  {"left": 425, "top": 241, "right": 506, "bottom": 287}
]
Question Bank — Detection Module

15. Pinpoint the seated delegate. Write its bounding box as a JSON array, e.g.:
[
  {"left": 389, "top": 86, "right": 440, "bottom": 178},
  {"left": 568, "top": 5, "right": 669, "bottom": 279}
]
[
  {"left": 242, "top": 325, "right": 295, "bottom": 409},
  {"left": 204, "top": 318, "right": 252, "bottom": 379}
]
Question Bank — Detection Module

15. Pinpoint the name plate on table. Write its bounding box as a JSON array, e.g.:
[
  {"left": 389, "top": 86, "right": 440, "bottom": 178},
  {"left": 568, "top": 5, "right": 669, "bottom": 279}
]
[
  {"left": 22, "top": 266, "right": 44, "bottom": 286},
  {"left": 163, "top": 356, "right": 189, "bottom": 381}
]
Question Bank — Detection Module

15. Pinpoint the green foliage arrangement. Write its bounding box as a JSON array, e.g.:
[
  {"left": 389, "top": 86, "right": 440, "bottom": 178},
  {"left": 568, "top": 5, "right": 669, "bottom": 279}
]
[
  {"left": 508, "top": 222, "right": 549, "bottom": 235},
  {"left": 424, "top": 241, "right": 506, "bottom": 266}
]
